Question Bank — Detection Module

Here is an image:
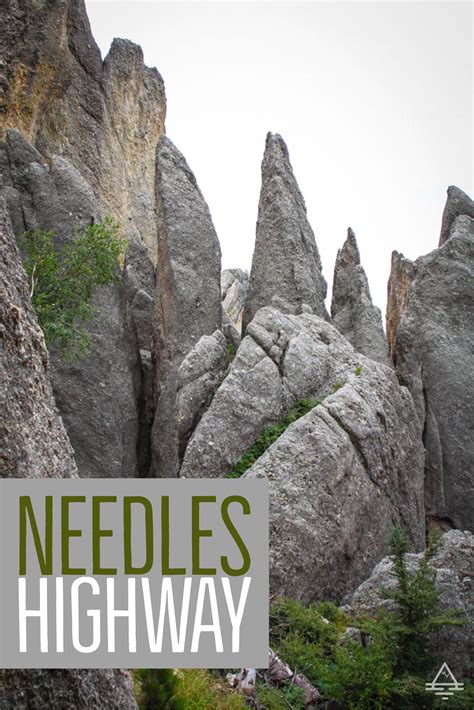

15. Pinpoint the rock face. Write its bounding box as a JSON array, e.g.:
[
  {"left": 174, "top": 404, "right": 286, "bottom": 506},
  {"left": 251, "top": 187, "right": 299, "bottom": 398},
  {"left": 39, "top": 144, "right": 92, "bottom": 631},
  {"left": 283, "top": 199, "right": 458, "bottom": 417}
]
[
  {"left": 343, "top": 530, "right": 473, "bottom": 678},
  {"left": 242, "top": 133, "right": 327, "bottom": 330},
  {"left": 0, "top": 190, "right": 76, "bottom": 478},
  {"left": 177, "top": 330, "right": 229, "bottom": 460},
  {"left": 0, "top": 189, "right": 137, "bottom": 707},
  {"left": 386, "top": 251, "right": 417, "bottom": 362},
  {"left": 222, "top": 268, "right": 249, "bottom": 331},
  {"left": 182, "top": 308, "right": 425, "bottom": 599},
  {"left": 0, "top": 0, "right": 166, "bottom": 261},
  {"left": 331, "top": 228, "right": 389, "bottom": 364},
  {"left": 393, "top": 215, "right": 474, "bottom": 531},
  {"left": 439, "top": 185, "right": 474, "bottom": 247},
  {"left": 0, "top": 130, "right": 141, "bottom": 478},
  {"left": 150, "top": 136, "right": 222, "bottom": 477},
  {"left": 181, "top": 309, "right": 425, "bottom": 604}
]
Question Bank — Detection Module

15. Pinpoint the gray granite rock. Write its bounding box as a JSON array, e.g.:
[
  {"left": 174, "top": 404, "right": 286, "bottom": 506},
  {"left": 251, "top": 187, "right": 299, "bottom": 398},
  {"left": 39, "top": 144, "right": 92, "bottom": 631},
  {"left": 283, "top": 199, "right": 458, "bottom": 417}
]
[
  {"left": 0, "top": 189, "right": 76, "bottom": 479},
  {"left": 0, "top": 188, "right": 137, "bottom": 707},
  {"left": 331, "top": 228, "right": 389, "bottom": 364},
  {"left": 222, "top": 268, "right": 249, "bottom": 331},
  {"left": 0, "top": 131, "right": 141, "bottom": 478},
  {"left": 343, "top": 530, "right": 473, "bottom": 678},
  {"left": 0, "top": 2, "right": 166, "bottom": 262},
  {"left": 241, "top": 346, "right": 425, "bottom": 603},
  {"left": 394, "top": 216, "right": 474, "bottom": 530},
  {"left": 439, "top": 185, "right": 474, "bottom": 247},
  {"left": 177, "top": 330, "right": 229, "bottom": 462},
  {"left": 242, "top": 133, "right": 327, "bottom": 330},
  {"left": 150, "top": 136, "right": 222, "bottom": 477},
  {"left": 181, "top": 307, "right": 424, "bottom": 495}
]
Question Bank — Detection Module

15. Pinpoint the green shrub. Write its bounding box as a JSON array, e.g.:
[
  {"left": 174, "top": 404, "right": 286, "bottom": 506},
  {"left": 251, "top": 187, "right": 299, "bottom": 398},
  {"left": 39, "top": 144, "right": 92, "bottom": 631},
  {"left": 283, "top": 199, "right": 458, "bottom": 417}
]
[
  {"left": 19, "top": 218, "right": 126, "bottom": 359},
  {"left": 226, "top": 399, "right": 320, "bottom": 478},
  {"left": 381, "top": 527, "right": 463, "bottom": 676},
  {"left": 135, "top": 669, "right": 184, "bottom": 709}
]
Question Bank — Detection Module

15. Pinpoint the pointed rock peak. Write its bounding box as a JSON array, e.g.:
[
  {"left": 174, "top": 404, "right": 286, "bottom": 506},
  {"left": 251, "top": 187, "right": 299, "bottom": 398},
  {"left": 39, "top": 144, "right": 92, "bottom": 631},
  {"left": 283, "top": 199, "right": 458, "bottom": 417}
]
[
  {"left": 439, "top": 185, "right": 474, "bottom": 247},
  {"left": 337, "top": 227, "right": 361, "bottom": 266},
  {"left": 243, "top": 133, "right": 327, "bottom": 329},
  {"left": 332, "top": 228, "right": 389, "bottom": 364}
]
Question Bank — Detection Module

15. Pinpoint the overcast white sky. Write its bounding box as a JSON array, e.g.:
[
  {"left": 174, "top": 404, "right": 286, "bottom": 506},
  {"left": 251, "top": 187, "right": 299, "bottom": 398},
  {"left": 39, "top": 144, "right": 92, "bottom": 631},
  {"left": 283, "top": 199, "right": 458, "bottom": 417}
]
[{"left": 86, "top": 1, "right": 473, "bottom": 314}]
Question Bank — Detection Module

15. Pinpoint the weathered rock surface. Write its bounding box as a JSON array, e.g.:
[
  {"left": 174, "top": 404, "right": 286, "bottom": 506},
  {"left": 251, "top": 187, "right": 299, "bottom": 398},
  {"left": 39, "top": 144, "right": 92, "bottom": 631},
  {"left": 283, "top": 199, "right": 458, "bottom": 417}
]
[
  {"left": 386, "top": 251, "right": 417, "bottom": 362},
  {"left": 0, "top": 189, "right": 76, "bottom": 478},
  {"left": 393, "top": 215, "right": 474, "bottom": 530},
  {"left": 182, "top": 308, "right": 425, "bottom": 600},
  {"left": 0, "top": 130, "right": 141, "bottom": 478},
  {"left": 439, "top": 185, "right": 474, "bottom": 247},
  {"left": 0, "top": 188, "right": 137, "bottom": 707},
  {"left": 222, "top": 268, "right": 249, "bottom": 331},
  {"left": 0, "top": 0, "right": 166, "bottom": 261},
  {"left": 0, "top": 669, "right": 137, "bottom": 709},
  {"left": 343, "top": 530, "right": 473, "bottom": 678},
  {"left": 151, "top": 136, "right": 222, "bottom": 477},
  {"left": 242, "top": 133, "right": 327, "bottom": 330},
  {"left": 177, "top": 330, "right": 229, "bottom": 461},
  {"left": 331, "top": 228, "right": 389, "bottom": 364}
]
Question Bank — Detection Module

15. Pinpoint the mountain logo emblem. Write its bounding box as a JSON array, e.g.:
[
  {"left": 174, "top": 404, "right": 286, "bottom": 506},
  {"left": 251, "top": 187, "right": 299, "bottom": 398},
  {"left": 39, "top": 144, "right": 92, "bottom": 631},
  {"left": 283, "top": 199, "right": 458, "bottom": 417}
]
[{"left": 425, "top": 662, "right": 464, "bottom": 700}]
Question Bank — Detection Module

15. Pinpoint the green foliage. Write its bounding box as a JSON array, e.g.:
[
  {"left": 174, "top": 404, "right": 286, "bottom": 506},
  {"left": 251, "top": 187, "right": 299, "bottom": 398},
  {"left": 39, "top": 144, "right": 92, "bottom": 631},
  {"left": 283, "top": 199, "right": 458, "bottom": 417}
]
[
  {"left": 227, "top": 341, "right": 236, "bottom": 360},
  {"left": 382, "top": 527, "right": 463, "bottom": 676},
  {"left": 19, "top": 218, "right": 126, "bottom": 360},
  {"left": 135, "top": 669, "right": 247, "bottom": 709},
  {"left": 135, "top": 669, "right": 184, "bottom": 709},
  {"left": 332, "top": 380, "right": 345, "bottom": 392},
  {"left": 265, "top": 530, "right": 466, "bottom": 710},
  {"left": 354, "top": 365, "right": 363, "bottom": 376},
  {"left": 257, "top": 678, "right": 306, "bottom": 709},
  {"left": 226, "top": 399, "right": 320, "bottom": 478},
  {"left": 319, "top": 640, "right": 394, "bottom": 709}
]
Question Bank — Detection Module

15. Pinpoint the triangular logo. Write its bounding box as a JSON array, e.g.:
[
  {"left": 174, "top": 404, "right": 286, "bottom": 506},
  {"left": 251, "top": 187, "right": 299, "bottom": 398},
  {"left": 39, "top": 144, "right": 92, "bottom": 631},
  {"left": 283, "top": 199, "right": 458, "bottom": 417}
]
[{"left": 426, "top": 662, "right": 464, "bottom": 700}]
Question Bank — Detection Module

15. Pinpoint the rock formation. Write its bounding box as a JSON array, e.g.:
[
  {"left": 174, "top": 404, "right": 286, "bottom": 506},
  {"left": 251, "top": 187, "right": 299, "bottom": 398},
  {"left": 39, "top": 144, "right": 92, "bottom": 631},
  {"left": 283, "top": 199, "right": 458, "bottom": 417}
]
[
  {"left": 343, "top": 530, "right": 473, "bottom": 678},
  {"left": 222, "top": 268, "right": 249, "bottom": 331},
  {"left": 242, "top": 133, "right": 327, "bottom": 330},
  {"left": 150, "top": 136, "right": 222, "bottom": 477},
  {"left": 0, "top": 130, "right": 141, "bottom": 478},
  {"left": 439, "top": 185, "right": 474, "bottom": 247},
  {"left": 0, "top": 0, "right": 165, "bottom": 261},
  {"left": 0, "top": 188, "right": 137, "bottom": 707},
  {"left": 391, "top": 213, "right": 474, "bottom": 531},
  {"left": 181, "top": 308, "right": 425, "bottom": 601},
  {"left": 331, "top": 228, "right": 389, "bottom": 364},
  {"left": 386, "top": 251, "right": 417, "bottom": 362}
]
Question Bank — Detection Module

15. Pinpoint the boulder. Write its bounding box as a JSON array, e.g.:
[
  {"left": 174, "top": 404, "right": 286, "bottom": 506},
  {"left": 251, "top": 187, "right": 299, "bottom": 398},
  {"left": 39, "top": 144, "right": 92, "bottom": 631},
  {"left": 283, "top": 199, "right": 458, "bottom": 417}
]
[
  {"left": 242, "top": 133, "right": 327, "bottom": 330},
  {"left": 0, "top": 188, "right": 136, "bottom": 707},
  {"left": 393, "top": 215, "right": 474, "bottom": 530},
  {"left": 177, "top": 330, "right": 229, "bottom": 460},
  {"left": 439, "top": 185, "right": 474, "bottom": 247},
  {"left": 150, "top": 136, "right": 222, "bottom": 477},
  {"left": 182, "top": 308, "right": 425, "bottom": 601},
  {"left": 343, "top": 530, "right": 473, "bottom": 678},
  {"left": 331, "top": 228, "right": 389, "bottom": 364}
]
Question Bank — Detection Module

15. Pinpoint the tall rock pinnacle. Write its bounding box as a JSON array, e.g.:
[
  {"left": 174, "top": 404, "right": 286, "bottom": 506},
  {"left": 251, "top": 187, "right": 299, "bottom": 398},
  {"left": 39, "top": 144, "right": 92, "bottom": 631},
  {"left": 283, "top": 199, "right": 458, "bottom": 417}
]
[
  {"left": 439, "top": 185, "right": 474, "bottom": 247},
  {"left": 150, "top": 136, "right": 222, "bottom": 477},
  {"left": 331, "top": 228, "right": 389, "bottom": 364},
  {"left": 242, "top": 133, "right": 327, "bottom": 330}
]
